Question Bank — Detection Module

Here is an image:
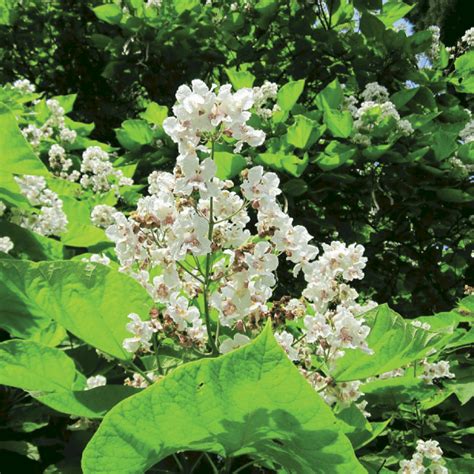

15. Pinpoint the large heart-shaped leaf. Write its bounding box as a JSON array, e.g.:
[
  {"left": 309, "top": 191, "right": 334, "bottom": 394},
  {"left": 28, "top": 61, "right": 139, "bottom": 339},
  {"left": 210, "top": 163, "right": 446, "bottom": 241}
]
[
  {"left": 0, "top": 339, "right": 139, "bottom": 417},
  {"left": 0, "top": 103, "right": 49, "bottom": 176},
  {"left": 0, "top": 340, "right": 82, "bottom": 392},
  {"left": 82, "top": 323, "right": 364, "bottom": 474},
  {"left": 0, "top": 260, "right": 153, "bottom": 359}
]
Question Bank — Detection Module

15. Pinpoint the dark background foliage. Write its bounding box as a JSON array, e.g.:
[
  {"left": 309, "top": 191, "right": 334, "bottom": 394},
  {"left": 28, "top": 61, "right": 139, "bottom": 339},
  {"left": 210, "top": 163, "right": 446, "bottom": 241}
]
[{"left": 0, "top": 0, "right": 472, "bottom": 320}]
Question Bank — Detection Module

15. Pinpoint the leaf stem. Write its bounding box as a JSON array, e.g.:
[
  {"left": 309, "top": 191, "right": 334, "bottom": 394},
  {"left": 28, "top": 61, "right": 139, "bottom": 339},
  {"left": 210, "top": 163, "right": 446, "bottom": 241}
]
[
  {"left": 153, "top": 334, "right": 163, "bottom": 376},
  {"left": 128, "top": 361, "right": 154, "bottom": 385},
  {"left": 203, "top": 140, "right": 219, "bottom": 356}
]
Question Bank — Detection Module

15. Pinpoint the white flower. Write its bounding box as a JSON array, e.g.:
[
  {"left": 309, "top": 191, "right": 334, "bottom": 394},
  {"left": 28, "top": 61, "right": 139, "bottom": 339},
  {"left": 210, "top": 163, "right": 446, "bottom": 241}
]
[
  {"left": 80, "top": 146, "right": 133, "bottom": 194},
  {"left": 164, "top": 293, "right": 200, "bottom": 331},
  {"left": 460, "top": 119, "right": 474, "bottom": 143},
  {"left": 86, "top": 375, "right": 107, "bottom": 390},
  {"left": 0, "top": 236, "right": 14, "bottom": 254},
  {"left": 361, "top": 82, "right": 389, "bottom": 103},
  {"left": 428, "top": 26, "right": 441, "bottom": 61},
  {"left": 241, "top": 166, "right": 281, "bottom": 204},
  {"left": 420, "top": 360, "right": 455, "bottom": 384},
  {"left": 91, "top": 205, "right": 116, "bottom": 228},
  {"left": 275, "top": 331, "right": 299, "bottom": 361},
  {"left": 146, "top": 0, "right": 162, "bottom": 8},
  {"left": 461, "top": 26, "right": 474, "bottom": 48},
  {"left": 21, "top": 124, "right": 43, "bottom": 147},
  {"left": 46, "top": 99, "right": 65, "bottom": 117},
  {"left": 13, "top": 175, "right": 68, "bottom": 236},
  {"left": 219, "top": 333, "right": 250, "bottom": 354},
  {"left": 59, "top": 127, "right": 77, "bottom": 144},
  {"left": 416, "top": 440, "right": 443, "bottom": 462},
  {"left": 123, "top": 313, "right": 155, "bottom": 353},
  {"left": 253, "top": 81, "right": 278, "bottom": 119},
  {"left": 12, "top": 78, "right": 35, "bottom": 94},
  {"left": 163, "top": 80, "right": 266, "bottom": 163},
  {"left": 82, "top": 254, "right": 111, "bottom": 266},
  {"left": 399, "top": 439, "right": 447, "bottom": 474},
  {"left": 124, "top": 372, "right": 158, "bottom": 388}
]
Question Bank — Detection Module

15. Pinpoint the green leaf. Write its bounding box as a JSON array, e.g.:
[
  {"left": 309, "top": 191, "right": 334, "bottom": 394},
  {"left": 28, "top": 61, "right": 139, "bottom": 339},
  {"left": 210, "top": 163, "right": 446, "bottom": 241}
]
[
  {"left": 286, "top": 115, "right": 323, "bottom": 149},
  {"left": 277, "top": 79, "right": 305, "bottom": 112},
  {"left": 0, "top": 103, "right": 49, "bottom": 176},
  {"left": 37, "top": 386, "right": 141, "bottom": 419},
  {"left": 324, "top": 109, "right": 353, "bottom": 138},
  {"left": 432, "top": 131, "right": 456, "bottom": 160},
  {"left": 0, "top": 339, "right": 138, "bottom": 418},
  {"left": 61, "top": 197, "right": 108, "bottom": 247},
  {"left": 0, "top": 340, "right": 81, "bottom": 392},
  {"left": 316, "top": 142, "right": 356, "bottom": 171},
  {"left": 140, "top": 102, "right": 168, "bottom": 127},
  {"left": 82, "top": 323, "right": 364, "bottom": 474},
  {"left": 362, "top": 370, "right": 452, "bottom": 408},
  {"left": 436, "top": 188, "right": 474, "bottom": 203},
  {"left": 116, "top": 119, "right": 153, "bottom": 151},
  {"left": 225, "top": 68, "right": 256, "bottom": 89},
  {"left": 0, "top": 441, "right": 40, "bottom": 461},
  {"left": 0, "top": 221, "right": 66, "bottom": 261},
  {"left": 0, "top": 259, "right": 67, "bottom": 346},
  {"left": 391, "top": 87, "right": 419, "bottom": 109},
  {"left": 330, "top": 0, "right": 354, "bottom": 27},
  {"left": 214, "top": 151, "right": 247, "bottom": 180},
  {"left": 315, "top": 79, "right": 344, "bottom": 111},
  {"left": 333, "top": 304, "right": 446, "bottom": 381},
  {"left": 174, "top": 0, "right": 200, "bottom": 14},
  {"left": 0, "top": 260, "right": 154, "bottom": 360},
  {"left": 360, "top": 13, "right": 385, "bottom": 41},
  {"left": 282, "top": 153, "right": 309, "bottom": 177},
  {"left": 378, "top": 1, "right": 414, "bottom": 27},
  {"left": 453, "top": 50, "right": 474, "bottom": 93},
  {"left": 282, "top": 178, "right": 308, "bottom": 197},
  {"left": 93, "top": 4, "right": 123, "bottom": 25},
  {"left": 338, "top": 405, "right": 390, "bottom": 451}
]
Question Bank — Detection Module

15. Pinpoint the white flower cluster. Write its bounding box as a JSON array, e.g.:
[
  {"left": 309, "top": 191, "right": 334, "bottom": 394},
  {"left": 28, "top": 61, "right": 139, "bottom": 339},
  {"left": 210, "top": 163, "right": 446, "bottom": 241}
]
[
  {"left": 124, "top": 372, "right": 158, "bottom": 388},
  {"left": 461, "top": 26, "right": 474, "bottom": 49},
  {"left": 122, "top": 313, "right": 162, "bottom": 353},
  {"left": 105, "top": 81, "right": 375, "bottom": 407},
  {"left": 145, "top": 0, "right": 162, "bottom": 8},
  {"left": 81, "top": 253, "right": 111, "bottom": 266},
  {"left": 91, "top": 204, "right": 117, "bottom": 228},
  {"left": 48, "top": 144, "right": 80, "bottom": 181},
  {"left": 21, "top": 98, "right": 77, "bottom": 148},
  {"left": 85, "top": 375, "right": 107, "bottom": 390},
  {"left": 219, "top": 333, "right": 251, "bottom": 354},
  {"left": 12, "top": 78, "right": 36, "bottom": 94},
  {"left": 427, "top": 26, "right": 441, "bottom": 61},
  {"left": 79, "top": 146, "right": 133, "bottom": 193},
  {"left": 252, "top": 81, "right": 280, "bottom": 119},
  {"left": 162, "top": 79, "right": 265, "bottom": 172},
  {"left": 12, "top": 175, "right": 68, "bottom": 236},
  {"left": 446, "top": 26, "right": 474, "bottom": 58},
  {"left": 302, "top": 242, "right": 374, "bottom": 362},
  {"left": 449, "top": 155, "right": 474, "bottom": 178},
  {"left": 230, "top": 1, "right": 252, "bottom": 12},
  {"left": 420, "top": 359, "right": 455, "bottom": 384},
  {"left": 348, "top": 82, "right": 413, "bottom": 146},
  {"left": 399, "top": 439, "right": 447, "bottom": 474},
  {"left": 459, "top": 119, "right": 474, "bottom": 144},
  {"left": 0, "top": 236, "right": 14, "bottom": 254}
]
